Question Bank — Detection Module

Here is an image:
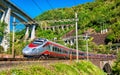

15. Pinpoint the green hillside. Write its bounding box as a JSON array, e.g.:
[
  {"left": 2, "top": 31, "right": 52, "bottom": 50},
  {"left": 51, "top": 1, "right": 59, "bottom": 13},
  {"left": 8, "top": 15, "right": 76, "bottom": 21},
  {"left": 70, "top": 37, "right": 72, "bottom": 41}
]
[{"left": 35, "top": 0, "right": 120, "bottom": 43}]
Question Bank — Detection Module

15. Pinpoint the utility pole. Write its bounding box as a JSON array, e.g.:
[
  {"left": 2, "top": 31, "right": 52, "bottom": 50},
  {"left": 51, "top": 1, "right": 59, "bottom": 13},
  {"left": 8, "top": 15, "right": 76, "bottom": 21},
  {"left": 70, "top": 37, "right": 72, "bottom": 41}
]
[
  {"left": 75, "top": 12, "right": 79, "bottom": 62},
  {"left": 12, "top": 17, "right": 15, "bottom": 58}
]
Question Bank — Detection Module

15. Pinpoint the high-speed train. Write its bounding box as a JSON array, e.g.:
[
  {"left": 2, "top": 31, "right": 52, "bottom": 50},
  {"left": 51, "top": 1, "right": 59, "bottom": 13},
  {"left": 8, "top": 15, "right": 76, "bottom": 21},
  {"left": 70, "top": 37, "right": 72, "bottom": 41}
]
[{"left": 22, "top": 38, "right": 116, "bottom": 59}]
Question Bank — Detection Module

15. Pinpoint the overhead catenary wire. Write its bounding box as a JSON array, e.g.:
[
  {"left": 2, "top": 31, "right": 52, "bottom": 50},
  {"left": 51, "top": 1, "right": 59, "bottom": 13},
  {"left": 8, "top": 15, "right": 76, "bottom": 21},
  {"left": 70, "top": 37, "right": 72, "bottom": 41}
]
[
  {"left": 46, "top": 0, "right": 54, "bottom": 10},
  {"left": 32, "top": 0, "right": 43, "bottom": 13}
]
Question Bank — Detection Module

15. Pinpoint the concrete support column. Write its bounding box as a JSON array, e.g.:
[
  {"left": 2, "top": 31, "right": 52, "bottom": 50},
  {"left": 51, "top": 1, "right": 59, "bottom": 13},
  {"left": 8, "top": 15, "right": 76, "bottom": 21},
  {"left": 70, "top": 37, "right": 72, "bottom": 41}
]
[
  {"left": 67, "top": 40, "right": 70, "bottom": 44},
  {"left": 64, "top": 40, "right": 67, "bottom": 45},
  {"left": 64, "top": 39, "right": 69, "bottom": 45},
  {"left": 4, "top": 7, "right": 11, "bottom": 33},
  {"left": 1, "top": 7, "right": 11, "bottom": 51},
  {"left": 61, "top": 26, "right": 64, "bottom": 31},
  {"left": 101, "top": 30, "right": 103, "bottom": 34},
  {"left": 52, "top": 26, "right": 55, "bottom": 31},
  {"left": 0, "top": 11, "right": 5, "bottom": 22},
  {"left": 24, "top": 26, "right": 29, "bottom": 40},
  {"left": 70, "top": 40, "right": 73, "bottom": 46},
  {"left": 30, "top": 25, "right": 36, "bottom": 40},
  {"left": 101, "top": 26, "right": 103, "bottom": 34},
  {"left": 45, "top": 27, "right": 47, "bottom": 30},
  {"left": 105, "top": 29, "right": 108, "bottom": 33}
]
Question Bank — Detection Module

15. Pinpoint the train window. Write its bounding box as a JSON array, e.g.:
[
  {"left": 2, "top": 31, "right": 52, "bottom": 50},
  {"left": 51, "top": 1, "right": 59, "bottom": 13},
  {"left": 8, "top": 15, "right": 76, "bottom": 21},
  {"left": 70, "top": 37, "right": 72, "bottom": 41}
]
[
  {"left": 57, "top": 48, "right": 59, "bottom": 52},
  {"left": 59, "top": 49, "right": 61, "bottom": 53},
  {"left": 55, "top": 47, "right": 57, "bottom": 52},
  {"left": 71, "top": 52, "right": 73, "bottom": 54},
  {"left": 75, "top": 52, "right": 76, "bottom": 55},
  {"left": 62, "top": 50, "right": 63, "bottom": 53},
  {"left": 48, "top": 45, "right": 50, "bottom": 50},
  {"left": 65, "top": 51, "right": 68, "bottom": 54},
  {"left": 53, "top": 46, "right": 54, "bottom": 51},
  {"left": 53, "top": 46, "right": 56, "bottom": 52},
  {"left": 72, "top": 52, "right": 76, "bottom": 55},
  {"left": 33, "top": 40, "right": 43, "bottom": 45},
  {"left": 79, "top": 53, "right": 84, "bottom": 56},
  {"left": 63, "top": 50, "right": 65, "bottom": 53}
]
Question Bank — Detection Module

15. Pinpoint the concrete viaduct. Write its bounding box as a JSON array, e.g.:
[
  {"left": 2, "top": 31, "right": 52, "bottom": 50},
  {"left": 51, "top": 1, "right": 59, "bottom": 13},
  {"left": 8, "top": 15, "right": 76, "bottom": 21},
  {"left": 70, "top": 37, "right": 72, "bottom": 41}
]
[{"left": 0, "top": 0, "right": 37, "bottom": 51}]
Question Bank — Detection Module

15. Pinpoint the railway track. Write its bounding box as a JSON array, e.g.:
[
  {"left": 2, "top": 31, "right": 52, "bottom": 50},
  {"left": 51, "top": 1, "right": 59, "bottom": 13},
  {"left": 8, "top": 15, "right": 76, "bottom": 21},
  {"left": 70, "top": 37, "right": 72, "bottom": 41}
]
[{"left": 0, "top": 57, "right": 60, "bottom": 61}]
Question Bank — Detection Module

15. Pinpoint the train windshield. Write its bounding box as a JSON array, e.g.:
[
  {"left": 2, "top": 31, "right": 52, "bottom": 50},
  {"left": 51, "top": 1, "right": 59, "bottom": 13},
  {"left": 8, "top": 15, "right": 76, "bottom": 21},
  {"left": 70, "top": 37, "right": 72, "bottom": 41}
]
[{"left": 32, "top": 40, "right": 43, "bottom": 45}]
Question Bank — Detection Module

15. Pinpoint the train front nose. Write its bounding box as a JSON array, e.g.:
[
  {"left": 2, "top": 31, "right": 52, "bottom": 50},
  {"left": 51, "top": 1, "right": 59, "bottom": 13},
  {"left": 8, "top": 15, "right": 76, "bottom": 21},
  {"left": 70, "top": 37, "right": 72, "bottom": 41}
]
[{"left": 22, "top": 46, "right": 33, "bottom": 55}]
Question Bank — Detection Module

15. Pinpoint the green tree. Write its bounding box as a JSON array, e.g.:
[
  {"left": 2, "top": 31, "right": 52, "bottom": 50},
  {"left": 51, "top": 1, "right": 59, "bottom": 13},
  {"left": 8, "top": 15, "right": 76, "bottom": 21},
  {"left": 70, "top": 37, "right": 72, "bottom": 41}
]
[
  {"left": 0, "top": 22, "right": 7, "bottom": 37},
  {"left": 112, "top": 52, "right": 120, "bottom": 75}
]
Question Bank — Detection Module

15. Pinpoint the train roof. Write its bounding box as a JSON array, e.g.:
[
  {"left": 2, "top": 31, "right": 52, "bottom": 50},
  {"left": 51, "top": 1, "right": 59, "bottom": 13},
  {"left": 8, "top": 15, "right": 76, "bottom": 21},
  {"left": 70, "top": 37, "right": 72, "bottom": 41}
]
[
  {"left": 48, "top": 40, "right": 83, "bottom": 53},
  {"left": 34, "top": 38, "right": 48, "bottom": 41}
]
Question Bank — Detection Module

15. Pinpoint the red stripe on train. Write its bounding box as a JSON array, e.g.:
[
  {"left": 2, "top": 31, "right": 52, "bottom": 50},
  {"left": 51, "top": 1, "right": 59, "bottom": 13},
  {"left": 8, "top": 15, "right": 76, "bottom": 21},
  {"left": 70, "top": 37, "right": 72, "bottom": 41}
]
[{"left": 28, "top": 43, "right": 39, "bottom": 48}]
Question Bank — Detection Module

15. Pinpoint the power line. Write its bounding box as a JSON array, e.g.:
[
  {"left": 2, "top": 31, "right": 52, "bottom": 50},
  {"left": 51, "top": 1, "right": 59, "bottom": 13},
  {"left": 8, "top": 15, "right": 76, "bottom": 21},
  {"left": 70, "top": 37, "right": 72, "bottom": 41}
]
[
  {"left": 32, "top": 0, "right": 43, "bottom": 12},
  {"left": 46, "top": 0, "right": 54, "bottom": 10}
]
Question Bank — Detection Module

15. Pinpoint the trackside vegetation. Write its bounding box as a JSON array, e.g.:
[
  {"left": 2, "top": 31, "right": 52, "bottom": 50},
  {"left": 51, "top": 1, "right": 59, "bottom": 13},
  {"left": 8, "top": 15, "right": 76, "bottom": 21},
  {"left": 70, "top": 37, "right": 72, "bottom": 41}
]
[
  {"left": 112, "top": 52, "right": 120, "bottom": 74},
  {"left": 0, "top": 22, "right": 7, "bottom": 53},
  {"left": 0, "top": 60, "right": 106, "bottom": 75},
  {"left": 0, "top": 22, "right": 7, "bottom": 43}
]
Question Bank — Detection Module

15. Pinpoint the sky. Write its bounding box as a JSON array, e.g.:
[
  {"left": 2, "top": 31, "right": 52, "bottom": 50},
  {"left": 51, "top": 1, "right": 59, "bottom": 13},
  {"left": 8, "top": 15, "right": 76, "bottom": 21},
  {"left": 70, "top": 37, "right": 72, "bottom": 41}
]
[
  {"left": 10, "top": 0, "right": 94, "bottom": 18},
  {"left": 9, "top": 0, "right": 94, "bottom": 31}
]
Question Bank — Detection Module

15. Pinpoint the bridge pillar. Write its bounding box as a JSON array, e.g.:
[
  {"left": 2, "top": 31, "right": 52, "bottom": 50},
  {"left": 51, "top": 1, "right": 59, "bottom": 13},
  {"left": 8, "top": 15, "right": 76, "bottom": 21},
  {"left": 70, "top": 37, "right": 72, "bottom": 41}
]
[
  {"left": 0, "top": 11, "right": 5, "bottom": 22},
  {"left": 24, "top": 26, "right": 29, "bottom": 40},
  {"left": 67, "top": 40, "right": 70, "bottom": 44},
  {"left": 30, "top": 25, "right": 36, "bottom": 40},
  {"left": 1, "top": 7, "right": 11, "bottom": 51},
  {"left": 70, "top": 40, "right": 74, "bottom": 46},
  {"left": 44, "top": 27, "right": 47, "bottom": 30},
  {"left": 52, "top": 26, "right": 55, "bottom": 31},
  {"left": 61, "top": 26, "right": 64, "bottom": 31}
]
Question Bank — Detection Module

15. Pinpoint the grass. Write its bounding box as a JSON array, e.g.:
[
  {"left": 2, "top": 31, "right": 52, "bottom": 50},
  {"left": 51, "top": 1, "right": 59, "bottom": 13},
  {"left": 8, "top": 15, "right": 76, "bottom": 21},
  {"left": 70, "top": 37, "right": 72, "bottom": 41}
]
[{"left": 0, "top": 60, "right": 107, "bottom": 75}]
